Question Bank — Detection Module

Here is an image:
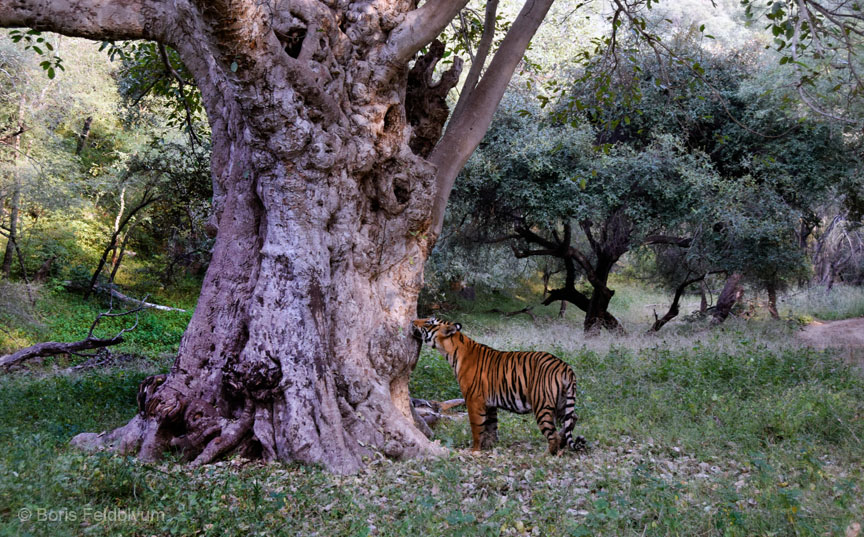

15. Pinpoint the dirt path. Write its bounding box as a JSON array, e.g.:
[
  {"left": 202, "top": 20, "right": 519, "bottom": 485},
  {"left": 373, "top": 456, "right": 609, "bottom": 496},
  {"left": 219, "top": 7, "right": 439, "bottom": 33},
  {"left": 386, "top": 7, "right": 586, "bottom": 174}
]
[{"left": 797, "top": 317, "right": 864, "bottom": 367}]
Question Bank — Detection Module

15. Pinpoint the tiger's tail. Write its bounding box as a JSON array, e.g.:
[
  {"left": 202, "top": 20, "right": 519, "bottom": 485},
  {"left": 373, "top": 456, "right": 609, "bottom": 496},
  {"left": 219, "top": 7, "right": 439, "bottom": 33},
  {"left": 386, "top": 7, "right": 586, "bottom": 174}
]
[{"left": 561, "top": 374, "right": 586, "bottom": 451}]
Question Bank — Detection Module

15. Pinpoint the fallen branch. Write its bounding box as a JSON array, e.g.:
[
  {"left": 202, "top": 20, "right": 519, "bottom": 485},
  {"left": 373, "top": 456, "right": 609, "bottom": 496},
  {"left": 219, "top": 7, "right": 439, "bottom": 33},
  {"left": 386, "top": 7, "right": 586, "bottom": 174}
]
[
  {"left": 1, "top": 297, "right": 147, "bottom": 370},
  {"left": 486, "top": 306, "right": 537, "bottom": 322},
  {"left": 0, "top": 337, "right": 125, "bottom": 369},
  {"left": 93, "top": 285, "right": 186, "bottom": 313}
]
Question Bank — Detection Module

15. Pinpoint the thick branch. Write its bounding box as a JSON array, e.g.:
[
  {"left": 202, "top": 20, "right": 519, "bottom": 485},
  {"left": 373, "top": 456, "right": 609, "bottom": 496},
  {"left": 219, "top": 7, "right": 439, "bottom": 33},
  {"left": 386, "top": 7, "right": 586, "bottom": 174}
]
[
  {"left": 451, "top": 0, "right": 499, "bottom": 120},
  {"left": 542, "top": 286, "right": 591, "bottom": 312},
  {"left": 579, "top": 219, "right": 602, "bottom": 256},
  {"left": 430, "top": 0, "right": 557, "bottom": 235},
  {"left": 385, "top": 0, "right": 471, "bottom": 66},
  {"left": 0, "top": 0, "right": 170, "bottom": 42},
  {"left": 514, "top": 223, "right": 563, "bottom": 252}
]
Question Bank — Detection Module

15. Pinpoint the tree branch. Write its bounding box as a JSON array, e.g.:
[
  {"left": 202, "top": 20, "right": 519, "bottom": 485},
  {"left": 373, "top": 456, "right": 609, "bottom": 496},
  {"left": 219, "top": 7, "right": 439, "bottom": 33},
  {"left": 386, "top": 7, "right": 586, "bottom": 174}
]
[
  {"left": 385, "top": 0, "right": 471, "bottom": 67},
  {"left": 1, "top": 298, "right": 147, "bottom": 370},
  {"left": 644, "top": 235, "right": 693, "bottom": 247},
  {"left": 542, "top": 286, "right": 591, "bottom": 312},
  {"left": 451, "top": 0, "right": 499, "bottom": 121},
  {"left": 648, "top": 272, "right": 705, "bottom": 332},
  {"left": 0, "top": 0, "right": 171, "bottom": 42},
  {"left": 429, "top": 0, "right": 557, "bottom": 236}
]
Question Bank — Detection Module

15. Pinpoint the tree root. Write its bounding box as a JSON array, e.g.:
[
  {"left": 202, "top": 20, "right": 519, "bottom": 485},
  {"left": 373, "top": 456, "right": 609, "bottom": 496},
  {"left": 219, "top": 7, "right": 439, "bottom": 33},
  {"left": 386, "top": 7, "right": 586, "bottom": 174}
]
[
  {"left": 411, "top": 397, "right": 465, "bottom": 428},
  {"left": 190, "top": 403, "right": 255, "bottom": 467}
]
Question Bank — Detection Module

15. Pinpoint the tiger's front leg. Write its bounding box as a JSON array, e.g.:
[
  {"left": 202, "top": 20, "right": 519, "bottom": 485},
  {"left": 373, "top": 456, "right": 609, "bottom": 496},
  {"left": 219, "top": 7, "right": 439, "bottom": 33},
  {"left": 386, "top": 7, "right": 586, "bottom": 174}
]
[
  {"left": 480, "top": 406, "right": 498, "bottom": 450},
  {"left": 466, "top": 397, "right": 487, "bottom": 451}
]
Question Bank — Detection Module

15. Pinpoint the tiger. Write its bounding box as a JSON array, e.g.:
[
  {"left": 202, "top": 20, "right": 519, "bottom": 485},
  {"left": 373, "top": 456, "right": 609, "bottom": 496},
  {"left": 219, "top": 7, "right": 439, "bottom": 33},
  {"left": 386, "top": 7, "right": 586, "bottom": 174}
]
[{"left": 412, "top": 317, "right": 586, "bottom": 454}]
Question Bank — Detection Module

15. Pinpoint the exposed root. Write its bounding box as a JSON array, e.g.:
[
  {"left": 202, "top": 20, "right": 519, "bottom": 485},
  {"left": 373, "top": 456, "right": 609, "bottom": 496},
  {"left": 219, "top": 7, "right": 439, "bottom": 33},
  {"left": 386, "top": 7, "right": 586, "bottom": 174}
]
[{"left": 190, "top": 403, "right": 255, "bottom": 467}]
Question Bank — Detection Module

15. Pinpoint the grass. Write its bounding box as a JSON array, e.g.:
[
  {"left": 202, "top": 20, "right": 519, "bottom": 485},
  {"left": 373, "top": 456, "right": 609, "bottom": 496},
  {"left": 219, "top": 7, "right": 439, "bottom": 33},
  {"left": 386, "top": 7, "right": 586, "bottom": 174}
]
[
  {"left": 0, "top": 282, "right": 194, "bottom": 361},
  {"left": 1, "top": 279, "right": 862, "bottom": 535},
  {"left": 779, "top": 283, "right": 864, "bottom": 321},
  {"left": 1, "top": 301, "right": 863, "bottom": 536}
]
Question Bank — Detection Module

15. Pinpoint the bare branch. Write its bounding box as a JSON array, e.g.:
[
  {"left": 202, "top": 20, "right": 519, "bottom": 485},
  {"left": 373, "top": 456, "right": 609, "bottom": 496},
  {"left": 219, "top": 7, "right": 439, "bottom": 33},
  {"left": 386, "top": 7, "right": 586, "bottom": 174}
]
[
  {"left": 429, "top": 0, "right": 557, "bottom": 236},
  {"left": 86, "top": 295, "right": 147, "bottom": 340},
  {"left": 0, "top": 0, "right": 171, "bottom": 42},
  {"left": 451, "top": 0, "right": 499, "bottom": 121},
  {"left": 385, "top": 0, "right": 471, "bottom": 67}
]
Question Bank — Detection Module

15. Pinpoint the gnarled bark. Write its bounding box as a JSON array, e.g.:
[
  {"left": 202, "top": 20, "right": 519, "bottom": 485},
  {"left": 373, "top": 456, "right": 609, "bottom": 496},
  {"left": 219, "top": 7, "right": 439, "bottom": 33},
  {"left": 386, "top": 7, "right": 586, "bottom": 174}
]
[{"left": 3, "top": 0, "right": 557, "bottom": 473}]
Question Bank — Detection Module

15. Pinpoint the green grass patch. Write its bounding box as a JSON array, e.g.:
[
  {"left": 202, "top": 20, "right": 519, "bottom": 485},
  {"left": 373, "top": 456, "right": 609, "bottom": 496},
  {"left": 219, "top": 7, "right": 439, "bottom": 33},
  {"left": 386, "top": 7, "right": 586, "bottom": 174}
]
[{"left": 0, "top": 286, "right": 195, "bottom": 359}]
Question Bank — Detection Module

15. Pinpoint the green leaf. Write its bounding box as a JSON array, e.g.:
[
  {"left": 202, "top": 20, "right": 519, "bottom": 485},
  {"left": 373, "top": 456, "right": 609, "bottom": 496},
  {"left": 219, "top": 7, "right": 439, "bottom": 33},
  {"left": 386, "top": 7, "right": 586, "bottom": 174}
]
[{"left": 230, "top": 61, "right": 238, "bottom": 72}]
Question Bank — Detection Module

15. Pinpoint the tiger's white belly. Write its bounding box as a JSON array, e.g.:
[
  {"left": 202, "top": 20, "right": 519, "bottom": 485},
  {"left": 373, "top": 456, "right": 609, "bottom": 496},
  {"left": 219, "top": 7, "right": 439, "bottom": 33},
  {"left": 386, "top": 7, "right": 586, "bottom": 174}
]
[{"left": 488, "top": 394, "right": 532, "bottom": 414}]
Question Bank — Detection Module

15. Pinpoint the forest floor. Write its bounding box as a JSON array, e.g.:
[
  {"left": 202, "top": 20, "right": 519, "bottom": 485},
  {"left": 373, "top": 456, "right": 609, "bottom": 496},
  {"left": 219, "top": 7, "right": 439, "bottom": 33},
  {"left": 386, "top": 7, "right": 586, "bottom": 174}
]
[
  {"left": 1, "top": 282, "right": 863, "bottom": 536},
  {"left": 798, "top": 316, "right": 864, "bottom": 368}
]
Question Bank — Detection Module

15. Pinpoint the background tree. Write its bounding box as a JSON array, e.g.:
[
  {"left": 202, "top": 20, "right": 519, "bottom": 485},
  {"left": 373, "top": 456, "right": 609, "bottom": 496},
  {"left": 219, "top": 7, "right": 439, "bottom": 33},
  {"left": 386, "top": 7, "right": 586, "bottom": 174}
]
[{"left": 450, "top": 97, "right": 719, "bottom": 333}]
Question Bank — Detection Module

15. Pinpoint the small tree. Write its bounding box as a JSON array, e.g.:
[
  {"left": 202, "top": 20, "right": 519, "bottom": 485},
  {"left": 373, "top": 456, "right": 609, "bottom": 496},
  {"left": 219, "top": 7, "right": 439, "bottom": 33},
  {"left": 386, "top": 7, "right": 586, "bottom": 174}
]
[{"left": 451, "top": 100, "right": 718, "bottom": 332}]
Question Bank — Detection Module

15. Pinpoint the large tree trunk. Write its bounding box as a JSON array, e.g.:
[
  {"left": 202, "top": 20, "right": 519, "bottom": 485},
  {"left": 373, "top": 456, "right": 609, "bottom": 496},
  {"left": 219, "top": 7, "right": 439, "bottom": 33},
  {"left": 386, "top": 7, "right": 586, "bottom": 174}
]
[
  {"left": 73, "top": 94, "right": 440, "bottom": 473},
  {"left": 5, "top": 0, "right": 556, "bottom": 473},
  {"left": 74, "top": 57, "right": 441, "bottom": 476}
]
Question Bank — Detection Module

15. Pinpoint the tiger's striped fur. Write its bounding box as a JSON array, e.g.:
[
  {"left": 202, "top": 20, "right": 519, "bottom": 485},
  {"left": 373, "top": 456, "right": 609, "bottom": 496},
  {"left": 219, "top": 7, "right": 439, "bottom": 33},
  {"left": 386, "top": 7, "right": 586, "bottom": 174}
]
[{"left": 412, "top": 317, "right": 586, "bottom": 454}]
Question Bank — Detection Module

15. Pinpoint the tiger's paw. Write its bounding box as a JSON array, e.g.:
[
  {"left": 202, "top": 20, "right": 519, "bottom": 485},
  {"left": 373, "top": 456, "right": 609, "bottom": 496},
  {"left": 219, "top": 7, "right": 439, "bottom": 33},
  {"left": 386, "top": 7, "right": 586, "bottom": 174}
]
[{"left": 571, "top": 435, "right": 588, "bottom": 452}]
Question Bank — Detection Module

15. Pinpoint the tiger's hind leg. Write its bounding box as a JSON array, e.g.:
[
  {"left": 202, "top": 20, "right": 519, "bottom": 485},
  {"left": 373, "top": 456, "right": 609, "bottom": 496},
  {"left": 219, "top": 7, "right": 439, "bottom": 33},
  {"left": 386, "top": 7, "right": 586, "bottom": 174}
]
[
  {"left": 560, "top": 382, "right": 587, "bottom": 452},
  {"left": 480, "top": 406, "right": 498, "bottom": 450},
  {"left": 534, "top": 405, "right": 561, "bottom": 455}
]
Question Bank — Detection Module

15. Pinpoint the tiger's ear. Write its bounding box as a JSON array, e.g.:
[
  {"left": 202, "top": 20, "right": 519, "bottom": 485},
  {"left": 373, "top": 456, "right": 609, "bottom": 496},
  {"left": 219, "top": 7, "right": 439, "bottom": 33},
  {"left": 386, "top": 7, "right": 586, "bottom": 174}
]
[{"left": 443, "top": 322, "right": 461, "bottom": 336}]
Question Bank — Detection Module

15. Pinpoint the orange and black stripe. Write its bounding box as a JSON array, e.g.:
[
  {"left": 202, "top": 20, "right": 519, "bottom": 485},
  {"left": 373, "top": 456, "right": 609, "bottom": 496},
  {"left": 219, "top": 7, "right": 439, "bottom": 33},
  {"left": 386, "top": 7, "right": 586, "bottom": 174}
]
[{"left": 412, "top": 317, "right": 586, "bottom": 454}]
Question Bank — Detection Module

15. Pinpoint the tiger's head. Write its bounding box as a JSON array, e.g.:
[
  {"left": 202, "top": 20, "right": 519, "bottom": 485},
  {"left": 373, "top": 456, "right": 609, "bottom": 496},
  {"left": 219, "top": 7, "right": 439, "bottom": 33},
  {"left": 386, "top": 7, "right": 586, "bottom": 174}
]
[{"left": 412, "top": 317, "right": 462, "bottom": 349}]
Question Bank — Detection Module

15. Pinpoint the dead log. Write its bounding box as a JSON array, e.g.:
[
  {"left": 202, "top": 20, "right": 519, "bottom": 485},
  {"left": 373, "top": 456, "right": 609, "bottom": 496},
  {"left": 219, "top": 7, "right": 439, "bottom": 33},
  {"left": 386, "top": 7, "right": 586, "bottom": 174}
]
[
  {"left": 411, "top": 397, "right": 466, "bottom": 428},
  {"left": 93, "top": 285, "right": 187, "bottom": 312}
]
